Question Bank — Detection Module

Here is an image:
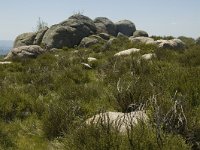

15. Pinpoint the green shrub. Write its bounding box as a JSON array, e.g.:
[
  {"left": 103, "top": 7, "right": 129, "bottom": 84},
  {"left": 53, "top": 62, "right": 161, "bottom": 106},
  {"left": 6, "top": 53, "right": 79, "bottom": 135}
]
[
  {"left": 0, "top": 34, "right": 199, "bottom": 148},
  {"left": 63, "top": 122, "right": 190, "bottom": 150},
  {"left": 43, "top": 98, "right": 84, "bottom": 139},
  {"left": 179, "top": 45, "right": 200, "bottom": 67},
  {"left": 178, "top": 36, "right": 196, "bottom": 46},
  {"left": 0, "top": 123, "right": 15, "bottom": 149}
]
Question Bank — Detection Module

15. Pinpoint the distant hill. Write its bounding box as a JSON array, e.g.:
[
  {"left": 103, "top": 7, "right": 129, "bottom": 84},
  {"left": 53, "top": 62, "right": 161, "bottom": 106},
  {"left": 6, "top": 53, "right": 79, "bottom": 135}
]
[{"left": 0, "top": 40, "right": 13, "bottom": 55}]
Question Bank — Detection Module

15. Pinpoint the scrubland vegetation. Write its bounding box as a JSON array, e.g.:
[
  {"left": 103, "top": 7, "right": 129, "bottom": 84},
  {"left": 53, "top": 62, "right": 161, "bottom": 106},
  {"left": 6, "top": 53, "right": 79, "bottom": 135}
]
[{"left": 0, "top": 36, "right": 200, "bottom": 149}]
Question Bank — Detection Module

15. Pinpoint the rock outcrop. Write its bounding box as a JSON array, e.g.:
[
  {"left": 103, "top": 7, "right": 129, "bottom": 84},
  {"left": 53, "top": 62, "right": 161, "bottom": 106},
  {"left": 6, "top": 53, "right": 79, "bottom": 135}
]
[
  {"left": 68, "top": 14, "right": 97, "bottom": 33},
  {"left": 14, "top": 27, "right": 48, "bottom": 48},
  {"left": 115, "top": 20, "right": 136, "bottom": 36},
  {"left": 11, "top": 15, "right": 139, "bottom": 51},
  {"left": 4, "top": 45, "right": 45, "bottom": 60},
  {"left": 133, "top": 30, "right": 149, "bottom": 37},
  {"left": 86, "top": 111, "right": 148, "bottom": 133},
  {"left": 94, "top": 17, "right": 116, "bottom": 36},
  {"left": 14, "top": 32, "right": 37, "bottom": 48},
  {"left": 10, "top": 14, "right": 187, "bottom": 58},
  {"left": 155, "top": 39, "right": 185, "bottom": 50},
  {"left": 42, "top": 14, "right": 97, "bottom": 49},
  {"left": 129, "top": 37, "right": 186, "bottom": 50},
  {"left": 41, "top": 24, "right": 77, "bottom": 48}
]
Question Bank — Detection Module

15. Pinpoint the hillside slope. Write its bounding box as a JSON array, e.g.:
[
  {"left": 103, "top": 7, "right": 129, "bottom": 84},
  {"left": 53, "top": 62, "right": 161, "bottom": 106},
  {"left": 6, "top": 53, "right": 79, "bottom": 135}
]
[{"left": 0, "top": 36, "right": 200, "bottom": 149}]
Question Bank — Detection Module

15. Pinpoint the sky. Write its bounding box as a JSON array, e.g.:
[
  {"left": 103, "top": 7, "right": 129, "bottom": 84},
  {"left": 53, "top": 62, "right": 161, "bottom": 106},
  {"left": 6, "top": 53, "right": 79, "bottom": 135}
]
[{"left": 0, "top": 0, "right": 200, "bottom": 40}]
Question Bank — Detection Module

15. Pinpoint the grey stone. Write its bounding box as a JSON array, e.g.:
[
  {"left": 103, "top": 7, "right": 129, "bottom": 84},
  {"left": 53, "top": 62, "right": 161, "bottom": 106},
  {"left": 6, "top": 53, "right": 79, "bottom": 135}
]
[
  {"left": 86, "top": 111, "right": 148, "bottom": 133},
  {"left": 14, "top": 32, "right": 37, "bottom": 48},
  {"left": 141, "top": 53, "right": 156, "bottom": 60},
  {"left": 129, "top": 37, "right": 186, "bottom": 50},
  {"left": 114, "top": 48, "right": 140, "bottom": 56},
  {"left": 117, "top": 32, "right": 128, "bottom": 38},
  {"left": 81, "top": 63, "right": 92, "bottom": 69},
  {"left": 129, "top": 37, "right": 155, "bottom": 44},
  {"left": 4, "top": 45, "right": 45, "bottom": 60},
  {"left": 79, "top": 37, "right": 99, "bottom": 48},
  {"left": 67, "top": 14, "right": 97, "bottom": 33},
  {"left": 42, "top": 14, "right": 97, "bottom": 49},
  {"left": 42, "top": 24, "right": 76, "bottom": 49},
  {"left": 33, "top": 26, "right": 48, "bottom": 45},
  {"left": 115, "top": 20, "right": 136, "bottom": 36},
  {"left": 155, "top": 39, "right": 186, "bottom": 50},
  {"left": 90, "top": 35, "right": 103, "bottom": 40},
  {"left": 0, "top": 61, "right": 12, "bottom": 64},
  {"left": 79, "top": 35, "right": 106, "bottom": 48},
  {"left": 133, "top": 30, "right": 149, "bottom": 37},
  {"left": 94, "top": 17, "right": 116, "bottom": 36},
  {"left": 99, "top": 33, "right": 110, "bottom": 40},
  {"left": 88, "top": 57, "right": 97, "bottom": 62}
]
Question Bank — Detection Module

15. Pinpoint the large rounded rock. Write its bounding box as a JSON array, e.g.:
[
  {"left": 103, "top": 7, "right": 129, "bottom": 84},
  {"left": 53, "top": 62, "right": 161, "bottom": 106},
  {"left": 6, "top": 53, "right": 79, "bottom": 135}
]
[
  {"left": 42, "top": 24, "right": 76, "bottom": 49},
  {"left": 67, "top": 14, "right": 97, "bottom": 33},
  {"left": 42, "top": 14, "right": 97, "bottom": 49},
  {"left": 60, "top": 14, "right": 97, "bottom": 35},
  {"left": 33, "top": 27, "right": 48, "bottom": 45},
  {"left": 14, "top": 32, "right": 37, "bottom": 48},
  {"left": 4, "top": 45, "right": 45, "bottom": 60},
  {"left": 133, "top": 30, "right": 149, "bottom": 37},
  {"left": 94, "top": 17, "right": 116, "bottom": 36},
  {"left": 115, "top": 20, "right": 136, "bottom": 36}
]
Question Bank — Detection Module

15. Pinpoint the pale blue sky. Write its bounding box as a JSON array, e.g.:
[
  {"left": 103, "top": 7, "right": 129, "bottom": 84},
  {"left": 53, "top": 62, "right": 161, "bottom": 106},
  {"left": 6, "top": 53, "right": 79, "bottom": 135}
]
[{"left": 0, "top": 0, "right": 200, "bottom": 40}]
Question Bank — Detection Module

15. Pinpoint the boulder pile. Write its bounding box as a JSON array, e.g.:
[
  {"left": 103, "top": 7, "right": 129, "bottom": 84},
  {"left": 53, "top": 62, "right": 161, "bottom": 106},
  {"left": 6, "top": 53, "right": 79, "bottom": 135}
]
[
  {"left": 12, "top": 14, "right": 139, "bottom": 50},
  {"left": 5, "top": 14, "right": 186, "bottom": 60},
  {"left": 4, "top": 45, "right": 45, "bottom": 60}
]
